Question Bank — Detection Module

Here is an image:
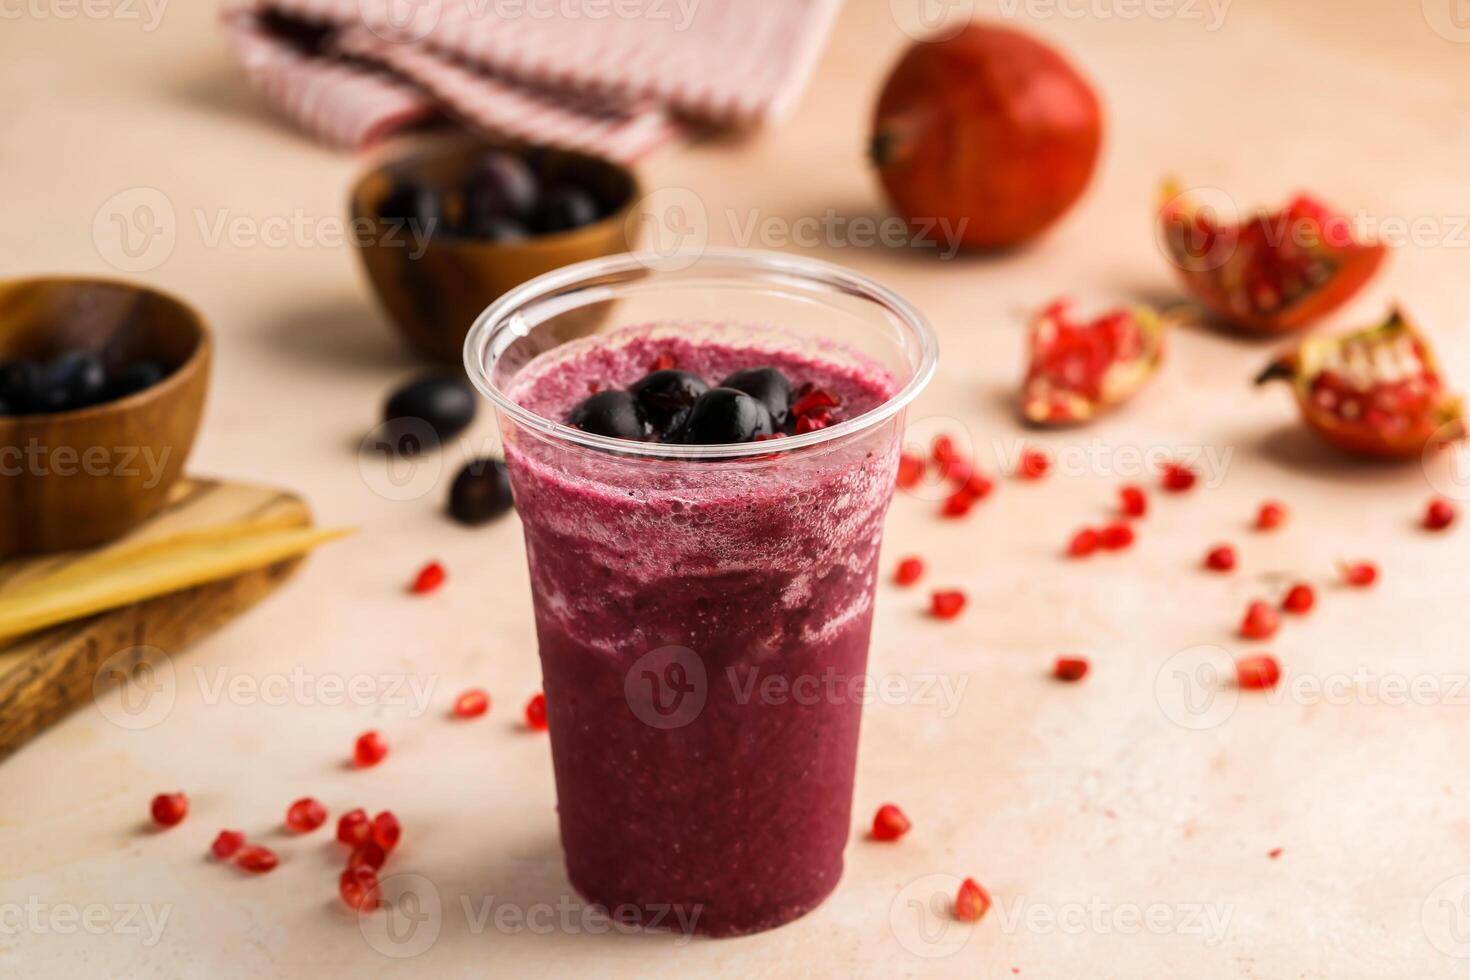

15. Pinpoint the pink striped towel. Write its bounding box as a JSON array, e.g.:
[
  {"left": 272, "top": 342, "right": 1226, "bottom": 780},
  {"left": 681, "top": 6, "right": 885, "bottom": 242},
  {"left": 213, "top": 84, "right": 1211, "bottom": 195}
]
[{"left": 221, "top": 0, "right": 843, "bottom": 160}]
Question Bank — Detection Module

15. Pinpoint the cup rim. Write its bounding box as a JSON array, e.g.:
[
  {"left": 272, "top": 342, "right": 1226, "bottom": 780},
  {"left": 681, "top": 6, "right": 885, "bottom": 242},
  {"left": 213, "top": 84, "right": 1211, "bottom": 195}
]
[{"left": 463, "top": 248, "right": 938, "bottom": 460}]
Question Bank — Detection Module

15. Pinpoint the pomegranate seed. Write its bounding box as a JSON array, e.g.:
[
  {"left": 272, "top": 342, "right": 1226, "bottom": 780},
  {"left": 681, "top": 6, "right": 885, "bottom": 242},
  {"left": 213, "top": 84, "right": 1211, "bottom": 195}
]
[
  {"left": 954, "top": 877, "right": 992, "bottom": 922},
  {"left": 150, "top": 792, "right": 188, "bottom": 828},
  {"left": 893, "top": 557, "right": 925, "bottom": 586},
  {"left": 1053, "top": 656, "right": 1089, "bottom": 682},
  {"left": 347, "top": 841, "right": 387, "bottom": 871},
  {"left": 1425, "top": 498, "right": 1457, "bottom": 531},
  {"left": 940, "top": 455, "right": 972, "bottom": 486},
  {"left": 1099, "top": 523, "right": 1134, "bottom": 550},
  {"left": 932, "top": 434, "right": 956, "bottom": 465},
  {"left": 285, "top": 797, "right": 327, "bottom": 833},
  {"left": 896, "top": 452, "right": 924, "bottom": 489},
  {"left": 337, "top": 808, "right": 371, "bottom": 847},
  {"left": 1067, "top": 528, "right": 1100, "bottom": 558},
  {"left": 1160, "top": 462, "right": 1197, "bottom": 492},
  {"left": 649, "top": 353, "right": 677, "bottom": 371},
  {"left": 871, "top": 804, "right": 912, "bottom": 841},
  {"left": 524, "top": 692, "right": 549, "bottom": 730},
  {"left": 1267, "top": 847, "right": 1283, "bottom": 860},
  {"left": 1235, "top": 653, "right": 1282, "bottom": 690},
  {"left": 353, "top": 730, "right": 389, "bottom": 768},
  {"left": 1119, "top": 485, "right": 1147, "bottom": 518},
  {"left": 1017, "top": 449, "right": 1050, "bottom": 480},
  {"left": 960, "top": 472, "right": 995, "bottom": 500},
  {"left": 1340, "top": 561, "right": 1378, "bottom": 587},
  {"left": 941, "top": 490, "right": 975, "bottom": 518},
  {"left": 1239, "top": 600, "right": 1280, "bottom": 640},
  {"left": 339, "top": 867, "right": 381, "bottom": 912},
  {"left": 1255, "top": 500, "right": 1287, "bottom": 530},
  {"left": 409, "top": 560, "right": 446, "bottom": 595},
  {"left": 453, "top": 688, "right": 490, "bottom": 718},
  {"left": 930, "top": 590, "right": 967, "bottom": 619},
  {"left": 235, "top": 845, "right": 279, "bottom": 873},
  {"left": 794, "top": 412, "right": 832, "bottom": 434},
  {"left": 791, "top": 387, "right": 840, "bottom": 418},
  {"left": 1282, "top": 583, "right": 1315, "bottom": 614},
  {"left": 1204, "top": 544, "right": 1237, "bottom": 572},
  {"left": 210, "top": 830, "right": 245, "bottom": 859},
  {"left": 370, "top": 811, "right": 401, "bottom": 852}
]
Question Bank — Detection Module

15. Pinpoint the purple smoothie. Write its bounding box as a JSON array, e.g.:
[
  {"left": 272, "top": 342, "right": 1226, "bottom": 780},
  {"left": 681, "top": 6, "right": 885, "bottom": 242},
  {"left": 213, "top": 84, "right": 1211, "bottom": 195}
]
[{"left": 503, "top": 322, "right": 899, "bottom": 937}]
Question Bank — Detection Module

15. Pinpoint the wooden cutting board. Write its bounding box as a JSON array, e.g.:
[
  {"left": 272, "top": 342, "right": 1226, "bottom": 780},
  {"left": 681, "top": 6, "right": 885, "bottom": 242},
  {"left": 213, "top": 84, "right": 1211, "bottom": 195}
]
[{"left": 0, "top": 478, "right": 313, "bottom": 763}]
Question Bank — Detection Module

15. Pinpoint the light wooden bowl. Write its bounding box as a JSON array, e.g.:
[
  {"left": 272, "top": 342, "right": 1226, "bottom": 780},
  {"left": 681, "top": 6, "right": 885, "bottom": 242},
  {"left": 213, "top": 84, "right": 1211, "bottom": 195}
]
[
  {"left": 350, "top": 138, "right": 641, "bottom": 365},
  {"left": 0, "top": 277, "right": 211, "bottom": 555}
]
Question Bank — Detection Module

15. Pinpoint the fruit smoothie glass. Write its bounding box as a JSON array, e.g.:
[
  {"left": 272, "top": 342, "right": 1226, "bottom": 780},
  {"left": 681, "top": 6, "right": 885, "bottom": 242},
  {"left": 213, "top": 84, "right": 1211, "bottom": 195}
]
[{"left": 465, "top": 250, "right": 936, "bottom": 937}]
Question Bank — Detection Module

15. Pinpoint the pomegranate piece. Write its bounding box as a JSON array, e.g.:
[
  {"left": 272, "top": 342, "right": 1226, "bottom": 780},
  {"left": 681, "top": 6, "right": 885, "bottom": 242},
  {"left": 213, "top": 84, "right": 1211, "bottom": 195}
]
[
  {"left": 347, "top": 841, "right": 387, "bottom": 871},
  {"left": 1424, "top": 498, "right": 1458, "bottom": 531},
  {"left": 337, "top": 808, "right": 371, "bottom": 847},
  {"left": 871, "top": 804, "right": 912, "bottom": 841},
  {"left": 1235, "top": 654, "right": 1282, "bottom": 691},
  {"left": 1053, "top": 656, "right": 1089, "bottom": 682},
  {"left": 1099, "top": 523, "right": 1134, "bottom": 551},
  {"left": 285, "top": 797, "right": 327, "bottom": 833},
  {"left": 896, "top": 452, "right": 924, "bottom": 489},
  {"left": 1160, "top": 462, "right": 1197, "bottom": 492},
  {"left": 524, "top": 692, "right": 549, "bottom": 730},
  {"left": 1282, "top": 583, "right": 1316, "bottom": 614},
  {"left": 235, "top": 845, "right": 279, "bottom": 873},
  {"left": 1240, "top": 600, "right": 1280, "bottom": 640},
  {"left": 1340, "top": 561, "right": 1378, "bottom": 587},
  {"left": 872, "top": 25, "right": 1101, "bottom": 249},
  {"left": 1119, "top": 485, "right": 1147, "bottom": 518},
  {"left": 1017, "top": 449, "right": 1050, "bottom": 480},
  {"left": 1158, "top": 182, "right": 1386, "bottom": 334},
  {"left": 1204, "top": 544, "right": 1237, "bottom": 572},
  {"left": 409, "top": 560, "right": 446, "bottom": 595},
  {"left": 930, "top": 590, "right": 967, "bottom": 620},
  {"left": 1021, "top": 300, "right": 1167, "bottom": 425},
  {"left": 211, "top": 830, "right": 245, "bottom": 859},
  {"left": 1257, "top": 309, "right": 1464, "bottom": 459},
  {"left": 1255, "top": 500, "right": 1288, "bottom": 531},
  {"left": 453, "top": 688, "right": 491, "bottom": 718},
  {"left": 150, "top": 792, "right": 188, "bottom": 828},
  {"left": 371, "top": 811, "right": 401, "bottom": 853},
  {"left": 340, "top": 867, "right": 381, "bottom": 912},
  {"left": 954, "top": 877, "right": 992, "bottom": 922},
  {"left": 1067, "top": 527, "right": 1101, "bottom": 558},
  {"left": 354, "top": 730, "right": 389, "bottom": 768},
  {"left": 894, "top": 557, "right": 925, "bottom": 586}
]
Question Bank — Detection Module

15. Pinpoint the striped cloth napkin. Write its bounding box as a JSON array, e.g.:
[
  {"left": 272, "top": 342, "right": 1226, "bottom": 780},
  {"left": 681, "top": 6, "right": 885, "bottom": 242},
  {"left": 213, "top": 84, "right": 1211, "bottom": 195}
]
[{"left": 221, "top": 0, "right": 843, "bottom": 160}]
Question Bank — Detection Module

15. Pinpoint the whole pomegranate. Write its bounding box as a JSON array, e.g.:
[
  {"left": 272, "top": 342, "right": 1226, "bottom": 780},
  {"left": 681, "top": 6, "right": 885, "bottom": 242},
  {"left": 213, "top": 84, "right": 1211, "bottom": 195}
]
[{"left": 871, "top": 24, "right": 1102, "bottom": 250}]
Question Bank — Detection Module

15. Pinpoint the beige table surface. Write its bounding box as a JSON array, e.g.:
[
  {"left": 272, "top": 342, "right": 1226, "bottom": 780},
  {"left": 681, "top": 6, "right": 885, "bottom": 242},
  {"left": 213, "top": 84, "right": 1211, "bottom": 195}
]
[{"left": 4, "top": 1, "right": 1470, "bottom": 976}]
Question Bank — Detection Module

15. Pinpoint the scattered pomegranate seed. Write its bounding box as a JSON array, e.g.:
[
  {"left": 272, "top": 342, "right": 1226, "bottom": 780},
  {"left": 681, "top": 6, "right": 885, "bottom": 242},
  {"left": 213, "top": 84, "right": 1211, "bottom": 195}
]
[
  {"left": 932, "top": 434, "right": 956, "bottom": 465},
  {"left": 525, "top": 692, "right": 549, "bottom": 730},
  {"left": 1160, "top": 462, "right": 1197, "bottom": 492},
  {"left": 347, "top": 841, "right": 387, "bottom": 871},
  {"left": 959, "top": 472, "right": 995, "bottom": 500},
  {"left": 150, "top": 792, "right": 188, "bottom": 828},
  {"left": 893, "top": 557, "right": 925, "bottom": 586},
  {"left": 235, "top": 845, "right": 279, "bottom": 873},
  {"left": 870, "top": 804, "right": 912, "bottom": 841},
  {"left": 941, "top": 490, "right": 975, "bottom": 518},
  {"left": 1119, "top": 485, "right": 1147, "bottom": 518},
  {"left": 1424, "top": 498, "right": 1458, "bottom": 531},
  {"left": 940, "top": 455, "right": 973, "bottom": 486},
  {"left": 1099, "top": 522, "right": 1134, "bottom": 550},
  {"left": 649, "top": 353, "right": 677, "bottom": 371},
  {"left": 954, "top": 877, "right": 992, "bottom": 922},
  {"left": 1016, "top": 449, "right": 1050, "bottom": 480},
  {"left": 1239, "top": 600, "right": 1280, "bottom": 640},
  {"left": 370, "top": 811, "right": 401, "bottom": 853},
  {"left": 453, "top": 688, "right": 491, "bottom": 718},
  {"left": 1255, "top": 500, "right": 1287, "bottom": 530},
  {"left": 1204, "top": 544, "right": 1237, "bottom": 572},
  {"left": 286, "top": 797, "right": 327, "bottom": 833},
  {"left": 409, "top": 560, "right": 446, "bottom": 595},
  {"left": 1282, "top": 583, "right": 1315, "bottom": 614},
  {"left": 353, "top": 730, "right": 389, "bottom": 768},
  {"left": 896, "top": 452, "right": 924, "bottom": 489},
  {"left": 930, "top": 590, "right": 967, "bottom": 619},
  {"left": 337, "top": 808, "right": 371, "bottom": 847},
  {"left": 1267, "top": 847, "right": 1283, "bottom": 860},
  {"left": 1340, "top": 561, "right": 1378, "bottom": 587},
  {"left": 1235, "top": 654, "right": 1282, "bottom": 690},
  {"left": 791, "top": 387, "right": 840, "bottom": 418},
  {"left": 1067, "top": 527, "right": 1101, "bottom": 558},
  {"left": 1052, "top": 656, "right": 1089, "bottom": 682},
  {"left": 339, "top": 867, "right": 381, "bottom": 912},
  {"left": 210, "top": 830, "right": 245, "bottom": 859}
]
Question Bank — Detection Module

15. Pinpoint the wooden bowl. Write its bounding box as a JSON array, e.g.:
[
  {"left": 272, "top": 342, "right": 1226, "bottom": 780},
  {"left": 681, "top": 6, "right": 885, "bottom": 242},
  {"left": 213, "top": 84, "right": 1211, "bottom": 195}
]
[
  {"left": 350, "top": 139, "right": 641, "bottom": 365},
  {"left": 0, "top": 277, "right": 211, "bottom": 556}
]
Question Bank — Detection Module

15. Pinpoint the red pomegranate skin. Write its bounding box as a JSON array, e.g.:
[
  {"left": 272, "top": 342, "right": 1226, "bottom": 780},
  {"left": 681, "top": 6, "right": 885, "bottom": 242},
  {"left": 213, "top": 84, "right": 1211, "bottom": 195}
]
[{"left": 872, "top": 24, "right": 1103, "bottom": 250}]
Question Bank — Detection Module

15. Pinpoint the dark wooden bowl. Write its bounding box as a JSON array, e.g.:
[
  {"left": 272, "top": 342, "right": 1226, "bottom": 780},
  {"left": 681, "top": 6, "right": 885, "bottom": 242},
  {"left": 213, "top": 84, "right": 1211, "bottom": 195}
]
[
  {"left": 350, "top": 138, "right": 641, "bottom": 365},
  {"left": 0, "top": 277, "right": 211, "bottom": 555}
]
